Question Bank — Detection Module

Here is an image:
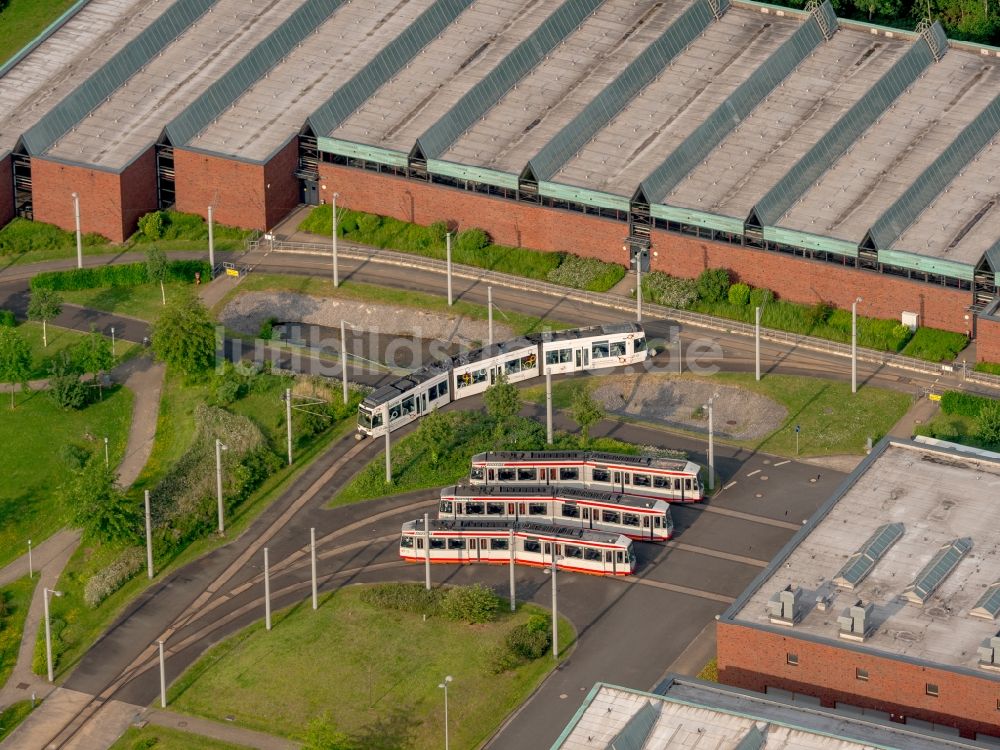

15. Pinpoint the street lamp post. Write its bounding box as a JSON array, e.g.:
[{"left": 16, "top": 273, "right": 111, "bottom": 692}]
[
  {"left": 110, "top": 327, "right": 116, "bottom": 358},
  {"left": 27, "top": 539, "right": 32, "bottom": 578},
  {"left": 446, "top": 232, "right": 453, "bottom": 306},
  {"left": 550, "top": 553, "right": 561, "bottom": 658},
  {"left": 43, "top": 587, "right": 63, "bottom": 682},
  {"left": 508, "top": 528, "right": 516, "bottom": 612},
  {"left": 341, "top": 321, "right": 349, "bottom": 405},
  {"left": 545, "top": 370, "right": 553, "bottom": 445},
  {"left": 851, "top": 297, "right": 863, "bottom": 394},
  {"left": 72, "top": 193, "right": 82, "bottom": 269},
  {"left": 705, "top": 396, "right": 716, "bottom": 492},
  {"left": 311, "top": 527, "right": 318, "bottom": 610},
  {"left": 264, "top": 547, "right": 271, "bottom": 631},
  {"left": 144, "top": 490, "right": 154, "bottom": 579},
  {"left": 331, "top": 192, "right": 340, "bottom": 288},
  {"left": 158, "top": 639, "right": 167, "bottom": 708},
  {"left": 285, "top": 387, "right": 293, "bottom": 466},
  {"left": 423, "top": 512, "right": 431, "bottom": 591},
  {"left": 215, "top": 439, "right": 228, "bottom": 534},
  {"left": 438, "top": 675, "right": 453, "bottom": 750},
  {"left": 488, "top": 286, "right": 493, "bottom": 346},
  {"left": 104, "top": 436, "right": 110, "bottom": 467},
  {"left": 208, "top": 205, "right": 215, "bottom": 276},
  {"left": 385, "top": 429, "right": 392, "bottom": 484},
  {"left": 754, "top": 306, "right": 762, "bottom": 382}
]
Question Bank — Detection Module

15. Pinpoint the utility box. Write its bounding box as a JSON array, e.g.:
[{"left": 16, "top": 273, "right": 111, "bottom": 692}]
[{"left": 902, "top": 311, "right": 919, "bottom": 332}]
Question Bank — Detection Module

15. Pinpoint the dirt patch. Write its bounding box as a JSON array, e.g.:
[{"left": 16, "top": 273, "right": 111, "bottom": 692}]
[
  {"left": 592, "top": 374, "right": 787, "bottom": 441},
  {"left": 220, "top": 291, "right": 513, "bottom": 347}
]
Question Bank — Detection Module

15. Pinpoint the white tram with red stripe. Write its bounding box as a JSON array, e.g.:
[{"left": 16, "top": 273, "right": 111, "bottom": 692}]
[
  {"left": 438, "top": 484, "right": 673, "bottom": 541},
  {"left": 469, "top": 451, "right": 704, "bottom": 503},
  {"left": 399, "top": 519, "right": 635, "bottom": 576}
]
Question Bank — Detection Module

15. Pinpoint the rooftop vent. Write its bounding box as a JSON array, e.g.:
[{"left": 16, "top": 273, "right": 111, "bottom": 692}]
[
  {"left": 833, "top": 522, "right": 904, "bottom": 590},
  {"left": 766, "top": 585, "right": 802, "bottom": 626},
  {"left": 902, "top": 538, "right": 972, "bottom": 605},
  {"left": 838, "top": 599, "right": 875, "bottom": 642},
  {"left": 978, "top": 632, "right": 1000, "bottom": 671},
  {"left": 971, "top": 582, "right": 1000, "bottom": 620}
]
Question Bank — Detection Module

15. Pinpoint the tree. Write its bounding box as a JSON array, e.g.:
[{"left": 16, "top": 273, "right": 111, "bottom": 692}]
[
  {"left": 74, "top": 327, "right": 114, "bottom": 399},
  {"left": 0, "top": 326, "right": 31, "bottom": 409},
  {"left": 417, "top": 408, "right": 454, "bottom": 466},
  {"left": 48, "top": 351, "right": 87, "bottom": 410},
  {"left": 978, "top": 399, "right": 1000, "bottom": 447},
  {"left": 146, "top": 246, "right": 169, "bottom": 305},
  {"left": 302, "top": 714, "right": 356, "bottom": 750},
  {"left": 151, "top": 291, "right": 217, "bottom": 376},
  {"left": 27, "top": 288, "right": 62, "bottom": 347},
  {"left": 63, "top": 459, "right": 141, "bottom": 544},
  {"left": 483, "top": 371, "right": 522, "bottom": 445},
  {"left": 570, "top": 387, "right": 605, "bottom": 447}
]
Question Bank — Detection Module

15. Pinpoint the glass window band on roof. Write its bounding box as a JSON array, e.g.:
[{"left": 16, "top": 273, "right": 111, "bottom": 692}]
[
  {"left": 751, "top": 22, "right": 946, "bottom": 229},
  {"left": 833, "top": 522, "right": 904, "bottom": 590},
  {"left": 762, "top": 226, "right": 859, "bottom": 258},
  {"left": 526, "top": 0, "right": 723, "bottom": 183},
  {"left": 427, "top": 159, "right": 518, "bottom": 190},
  {"left": 639, "top": 1, "right": 837, "bottom": 206},
  {"left": 317, "top": 137, "right": 409, "bottom": 168},
  {"left": 876, "top": 248, "right": 975, "bottom": 281},
  {"left": 307, "top": 0, "right": 475, "bottom": 139},
  {"left": 416, "top": 0, "right": 604, "bottom": 161},
  {"left": 165, "top": 0, "right": 345, "bottom": 149},
  {"left": 971, "top": 581, "right": 1000, "bottom": 621},
  {"left": 538, "top": 181, "right": 631, "bottom": 212},
  {"left": 20, "top": 0, "right": 219, "bottom": 156},
  {"left": 902, "top": 537, "right": 972, "bottom": 605}
]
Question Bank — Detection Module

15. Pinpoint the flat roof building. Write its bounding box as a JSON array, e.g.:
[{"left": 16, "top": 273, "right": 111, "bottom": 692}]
[{"left": 718, "top": 438, "right": 1000, "bottom": 741}]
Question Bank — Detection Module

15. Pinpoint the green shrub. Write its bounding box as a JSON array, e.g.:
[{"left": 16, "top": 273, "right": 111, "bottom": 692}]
[
  {"left": 83, "top": 547, "right": 144, "bottom": 608},
  {"left": 975, "top": 361, "right": 1000, "bottom": 376},
  {"left": 490, "top": 613, "right": 551, "bottom": 673},
  {"left": 805, "top": 302, "right": 833, "bottom": 328},
  {"left": 455, "top": 228, "right": 490, "bottom": 254},
  {"left": 430, "top": 220, "right": 450, "bottom": 243},
  {"left": 0, "top": 309, "right": 14, "bottom": 327},
  {"left": 901, "top": 327, "right": 968, "bottom": 363},
  {"left": 547, "top": 255, "right": 626, "bottom": 292},
  {"left": 696, "top": 268, "right": 730, "bottom": 303},
  {"left": 642, "top": 272, "right": 699, "bottom": 308},
  {"left": 748, "top": 287, "right": 774, "bottom": 308},
  {"left": 59, "top": 444, "right": 91, "bottom": 470},
  {"left": 358, "top": 583, "right": 443, "bottom": 616},
  {"left": 0, "top": 218, "right": 108, "bottom": 256},
  {"left": 727, "top": 283, "right": 751, "bottom": 306},
  {"left": 30, "top": 261, "right": 211, "bottom": 291},
  {"left": 258, "top": 316, "right": 279, "bottom": 341},
  {"left": 978, "top": 400, "right": 1000, "bottom": 447},
  {"left": 442, "top": 583, "right": 501, "bottom": 624},
  {"left": 129, "top": 210, "right": 248, "bottom": 244},
  {"left": 357, "top": 213, "right": 382, "bottom": 234},
  {"left": 940, "top": 391, "right": 993, "bottom": 418},
  {"left": 138, "top": 211, "right": 165, "bottom": 240}
]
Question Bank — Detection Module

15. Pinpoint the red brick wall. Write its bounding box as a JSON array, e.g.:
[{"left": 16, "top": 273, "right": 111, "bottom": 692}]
[
  {"left": 0, "top": 154, "right": 13, "bottom": 229},
  {"left": 32, "top": 158, "right": 127, "bottom": 242},
  {"left": 317, "top": 163, "right": 629, "bottom": 264},
  {"left": 119, "top": 148, "right": 159, "bottom": 240},
  {"left": 718, "top": 621, "right": 1000, "bottom": 739},
  {"left": 175, "top": 138, "right": 300, "bottom": 232},
  {"left": 978, "top": 317, "right": 1000, "bottom": 365}
]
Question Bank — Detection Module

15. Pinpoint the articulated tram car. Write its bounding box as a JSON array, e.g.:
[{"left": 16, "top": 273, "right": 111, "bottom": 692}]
[
  {"left": 357, "top": 323, "right": 647, "bottom": 438},
  {"left": 437, "top": 484, "right": 673, "bottom": 541},
  {"left": 470, "top": 451, "right": 704, "bottom": 502},
  {"left": 398, "top": 519, "right": 636, "bottom": 576}
]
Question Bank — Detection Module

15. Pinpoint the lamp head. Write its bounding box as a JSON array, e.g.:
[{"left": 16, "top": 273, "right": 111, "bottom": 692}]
[
  {"left": 445, "top": 675, "right": 453, "bottom": 683},
  {"left": 856, "top": 296, "right": 863, "bottom": 303}
]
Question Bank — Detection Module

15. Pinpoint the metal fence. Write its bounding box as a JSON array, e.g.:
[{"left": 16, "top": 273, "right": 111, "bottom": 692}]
[{"left": 247, "top": 238, "right": 1000, "bottom": 390}]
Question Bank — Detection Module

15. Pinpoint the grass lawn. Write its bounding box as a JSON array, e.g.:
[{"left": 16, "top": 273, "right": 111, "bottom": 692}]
[
  {"left": 169, "top": 586, "right": 572, "bottom": 750},
  {"left": 59, "top": 282, "right": 194, "bottom": 322},
  {"left": 0, "top": 576, "right": 38, "bottom": 688},
  {"left": 0, "top": 386, "right": 132, "bottom": 570},
  {"left": 110, "top": 726, "right": 251, "bottom": 750},
  {"left": 913, "top": 412, "right": 995, "bottom": 450},
  {"left": 0, "top": 0, "right": 77, "bottom": 65},
  {"left": 220, "top": 273, "right": 569, "bottom": 337},
  {"left": 15, "top": 321, "right": 96, "bottom": 379},
  {"left": 0, "top": 700, "right": 37, "bottom": 744},
  {"left": 524, "top": 373, "right": 912, "bottom": 457}
]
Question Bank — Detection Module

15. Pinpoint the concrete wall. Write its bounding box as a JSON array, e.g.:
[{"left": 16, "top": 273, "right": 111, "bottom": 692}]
[
  {"left": 31, "top": 149, "right": 157, "bottom": 242},
  {"left": 0, "top": 154, "right": 13, "bottom": 228},
  {"left": 717, "top": 620, "right": 1000, "bottom": 740}
]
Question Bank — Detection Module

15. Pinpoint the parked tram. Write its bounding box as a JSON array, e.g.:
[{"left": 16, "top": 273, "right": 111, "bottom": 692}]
[
  {"left": 357, "top": 323, "right": 647, "bottom": 438},
  {"left": 437, "top": 484, "right": 673, "bottom": 541},
  {"left": 469, "top": 451, "right": 704, "bottom": 502},
  {"left": 398, "top": 519, "right": 636, "bottom": 576}
]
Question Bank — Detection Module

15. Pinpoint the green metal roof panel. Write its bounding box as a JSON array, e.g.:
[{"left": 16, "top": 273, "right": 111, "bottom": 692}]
[
  {"left": 317, "top": 137, "right": 408, "bottom": 168},
  {"left": 307, "top": 0, "right": 474, "bottom": 138},
  {"left": 416, "top": 0, "right": 604, "bottom": 161},
  {"left": 538, "top": 181, "right": 630, "bottom": 212},
  {"left": 751, "top": 22, "right": 945, "bottom": 228},
  {"left": 640, "top": 1, "right": 836, "bottom": 206},
  {"left": 165, "top": 0, "right": 344, "bottom": 147},
  {"left": 877, "top": 248, "right": 976, "bottom": 281},
  {"left": 762, "top": 226, "right": 859, "bottom": 257},
  {"left": 867, "top": 92, "right": 1000, "bottom": 250},
  {"left": 986, "top": 243, "right": 1000, "bottom": 285},
  {"left": 651, "top": 203, "right": 744, "bottom": 234},
  {"left": 426, "top": 159, "right": 518, "bottom": 190},
  {"left": 526, "top": 0, "right": 722, "bottom": 183},
  {"left": 605, "top": 700, "right": 660, "bottom": 750},
  {"left": 902, "top": 537, "right": 972, "bottom": 605},
  {"left": 734, "top": 725, "right": 767, "bottom": 750},
  {"left": 20, "top": 0, "right": 219, "bottom": 156}
]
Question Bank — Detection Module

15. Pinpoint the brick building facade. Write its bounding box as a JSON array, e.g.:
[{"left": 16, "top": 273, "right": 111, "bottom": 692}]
[{"left": 0, "top": 156, "right": 12, "bottom": 229}]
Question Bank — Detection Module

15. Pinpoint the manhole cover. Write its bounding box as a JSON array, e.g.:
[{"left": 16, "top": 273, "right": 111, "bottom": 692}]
[
  {"left": 755, "top": 493, "right": 763, "bottom": 498},
  {"left": 760, "top": 475, "right": 769, "bottom": 481},
  {"left": 809, "top": 478, "right": 817, "bottom": 483},
  {"left": 559, "top": 694, "right": 568, "bottom": 700},
  {"left": 16, "top": 682, "right": 28, "bottom": 690},
  {"left": 179, "top": 721, "right": 188, "bottom": 728},
  {"left": 763, "top": 459, "right": 771, "bottom": 464},
  {"left": 225, "top": 716, "right": 235, "bottom": 722}
]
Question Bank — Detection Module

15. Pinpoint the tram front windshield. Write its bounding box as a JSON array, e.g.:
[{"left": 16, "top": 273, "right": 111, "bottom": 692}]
[{"left": 359, "top": 407, "right": 383, "bottom": 430}]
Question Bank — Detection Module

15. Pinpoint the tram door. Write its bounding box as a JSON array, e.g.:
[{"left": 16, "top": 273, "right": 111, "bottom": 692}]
[
  {"left": 582, "top": 507, "right": 592, "bottom": 529},
  {"left": 575, "top": 347, "right": 590, "bottom": 368}
]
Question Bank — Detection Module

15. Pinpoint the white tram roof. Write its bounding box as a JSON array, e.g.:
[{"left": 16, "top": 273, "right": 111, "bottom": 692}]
[
  {"left": 441, "top": 484, "right": 669, "bottom": 511},
  {"left": 404, "top": 518, "right": 629, "bottom": 546},
  {"left": 530, "top": 322, "right": 644, "bottom": 345},
  {"left": 449, "top": 336, "right": 538, "bottom": 369},
  {"left": 472, "top": 450, "right": 695, "bottom": 473},
  {"left": 361, "top": 362, "right": 452, "bottom": 408}
]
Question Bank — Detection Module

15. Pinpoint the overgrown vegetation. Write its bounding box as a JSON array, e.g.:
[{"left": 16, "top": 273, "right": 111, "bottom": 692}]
[
  {"left": 546, "top": 254, "right": 625, "bottom": 291},
  {"left": 30, "top": 260, "right": 210, "bottom": 292},
  {"left": 0, "top": 700, "right": 37, "bottom": 744},
  {"left": 900, "top": 326, "right": 969, "bottom": 362},
  {"left": 0, "top": 218, "right": 105, "bottom": 257},
  {"left": 975, "top": 361, "right": 1000, "bottom": 376},
  {"left": 917, "top": 391, "right": 1000, "bottom": 449},
  {"left": 0, "top": 576, "right": 38, "bottom": 688},
  {"left": 109, "top": 725, "right": 249, "bottom": 750}
]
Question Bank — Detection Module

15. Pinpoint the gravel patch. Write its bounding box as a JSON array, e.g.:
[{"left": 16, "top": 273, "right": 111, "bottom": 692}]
[
  {"left": 221, "top": 291, "right": 513, "bottom": 346},
  {"left": 591, "top": 374, "right": 786, "bottom": 441}
]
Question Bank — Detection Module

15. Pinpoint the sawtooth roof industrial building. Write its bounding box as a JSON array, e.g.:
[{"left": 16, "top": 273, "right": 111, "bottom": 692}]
[
  {"left": 718, "top": 437, "right": 1000, "bottom": 742},
  {"left": 2, "top": 0, "right": 1000, "bottom": 360}
]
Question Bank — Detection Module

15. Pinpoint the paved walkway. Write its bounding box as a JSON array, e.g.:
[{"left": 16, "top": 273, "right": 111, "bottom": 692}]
[
  {"left": 889, "top": 393, "right": 941, "bottom": 440},
  {"left": 113, "top": 355, "right": 166, "bottom": 488},
  {"left": 145, "top": 710, "right": 302, "bottom": 750}
]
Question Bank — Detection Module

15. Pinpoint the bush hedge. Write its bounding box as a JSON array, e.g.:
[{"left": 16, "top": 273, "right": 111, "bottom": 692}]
[
  {"left": 900, "top": 327, "right": 968, "bottom": 363},
  {"left": 30, "top": 260, "right": 210, "bottom": 291},
  {"left": 941, "top": 391, "right": 996, "bottom": 418},
  {"left": 976, "top": 361, "right": 1000, "bottom": 376},
  {"left": 546, "top": 254, "right": 625, "bottom": 292},
  {"left": 0, "top": 218, "right": 106, "bottom": 256}
]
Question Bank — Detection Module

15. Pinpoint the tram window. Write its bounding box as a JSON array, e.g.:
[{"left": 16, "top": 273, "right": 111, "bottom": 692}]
[
  {"left": 654, "top": 517, "right": 663, "bottom": 528},
  {"left": 622, "top": 513, "right": 640, "bottom": 527},
  {"left": 634, "top": 337, "right": 646, "bottom": 352},
  {"left": 642, "top": 517, "right": 650, "bottom": 528},
  {"left": 602, "top": 510, "right": 621, "bottom": 524},
  {"left": 490, "top": 538, "right": 509, "bottom": 551},
  {"left": 488, "top": 469, "right": 495, "bottom": 481},
  {"left": 613, "top": 472, "right": 622, "bottom": 484},
  {"left": 524, "top": 539, "right": 541, "bottom": 553},
  {"left": 470, "top": 467, "right": 484, "bottom": 481},
  {"left": 439, "top": 501, "right": 453, "bottom": 514},
  {"left": 429, "top": 381, "right": 448, "bottom": 400},
  {"left": 466, "top": 502, "right": 485, "bottom": 515},
  {"left": 559, "top": 467, "right": 579, "bottom": 481},
  {"left": 447, "top": 539, "right": 464, "bottom": 550},
  {"left": 389, "top": 405, "right": 401, "bottom": 421},
  {"left": 528, "top": 503, "right": 547, "bottom": 516},
  {"left": 371, "top": 413, "right": 383, "bottom": 428},
  {"left": 623, "top": 473, "right": 631, "bottom": 485},
  {"left": 520, "top": 353, "right": 537, "bottom": 370},
  {"left": 486, "top": 502, "right": 504, "bottom": 515},
  {"left": 472, "top": 368, "right": 488, "bottom": 384},
  {"left": 592, "top": 468, "right": 610, "bottom": 482},
  {"left": 653, "top": 476, "right": 669, "bottom": 489},
  {"left": 605, "top": 551, "right": 613, "bottom": 562},
  {"left": 685, "top": 478, "right": 692, "bottom": 490},
  {"left": 561, "top": 503, "right": 579, "bottom": 518},
  {"left": 517, "top": 468, "right": 537, "bottom": 481},
  {"left": 616, "top": 551, "right": 624, "bottom": 564},
  {"left": 416, "top": 538, "right": 424, "bottom": 549},
  {"left": 400, "top": 396, "right": 415, "bottom": 415},
  {"left": 591, "top": 340, "right": 610, "bottom": 359},
  {"left": 565, "top": 545, "right": 583, "bottom": 559},
  {"left": 633, "top": 473, "right": 651, "bottom": 487},
  {"left": 505, "top": 358, "right": 521, "bottom": 375},
  {"left": 610, "top": 341, "right": 626, "bottom": 357},
  {"left": 498, "top": 468, "right": 516, "bottom": 482},
  {"left": 429, "top": 539, "right": 445, "bottom": 550},
  {"left": 627, "top": 547, "right": 636, "bottom": 564},
  {"left": 582, "top": 508, "right": 590, "bottom": 520},
  {"left": 543, "top": 543, "right": 552, "bottom": 555},
  {"left": 674, "top": 478, "right": 681, "bottom": 490},
  {"left": 400, "top": 536, "right": 414, "bottom": 548},
  {"left": 584, "top": 548, "right": 601, "bottom": 561},
  {"left": 545, "top": 348, "right": 572, "bottom": 365}
]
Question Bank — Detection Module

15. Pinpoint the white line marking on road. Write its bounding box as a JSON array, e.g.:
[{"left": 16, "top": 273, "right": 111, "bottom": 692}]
[
  {"left": 723, "top": 481, "right": 737, "bottom": 490},
  {"left": 746, "top": 469, "right": 761, "bottom": 477},
  {"left": 774, "top": 460, "right": 791, "bottom": 467}
]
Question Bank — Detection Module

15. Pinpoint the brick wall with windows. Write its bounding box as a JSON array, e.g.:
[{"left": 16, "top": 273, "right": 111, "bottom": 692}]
[
  {"left": 717, "top": 620, "right": 1000, "bottom": 740},
  {"left": 0, "top": 154, "right": 13, "bottom": 228}
]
